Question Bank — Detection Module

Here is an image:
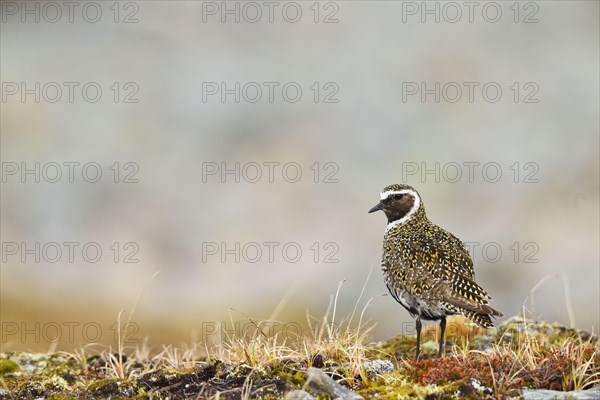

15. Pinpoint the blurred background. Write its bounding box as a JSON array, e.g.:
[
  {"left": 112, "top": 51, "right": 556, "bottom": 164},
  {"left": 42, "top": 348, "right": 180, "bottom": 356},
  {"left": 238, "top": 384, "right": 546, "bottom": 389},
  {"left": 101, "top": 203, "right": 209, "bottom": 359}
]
[{"left": 1, "top": 1, "right": 598, "bottom": 352}]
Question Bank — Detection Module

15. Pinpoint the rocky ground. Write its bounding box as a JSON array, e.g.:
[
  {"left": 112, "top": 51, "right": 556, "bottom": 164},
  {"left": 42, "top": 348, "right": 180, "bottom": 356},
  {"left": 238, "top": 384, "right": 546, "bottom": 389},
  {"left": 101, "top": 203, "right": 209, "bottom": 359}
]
[{"left": 0, "top": 316, "right": 598, "bottom": 399}]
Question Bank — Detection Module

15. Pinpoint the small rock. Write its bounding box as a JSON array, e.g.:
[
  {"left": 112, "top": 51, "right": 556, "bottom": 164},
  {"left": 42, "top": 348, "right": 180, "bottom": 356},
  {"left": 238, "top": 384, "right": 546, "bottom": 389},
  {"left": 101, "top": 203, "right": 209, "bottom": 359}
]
[
  {"left": 305, "top": 367, "right": 363, "bottom": 400},
  {"left": 469, "top": 378, "right": 492, "bottom": 394},
  {"left": 363, "top": 359, "right": 394, "bottom": 380},
  {"left": 521, "top": 386, "right": 600, "bottom": 400},
  {"left": 285, "top": 389, "right": 317, "bottom": 400},
  {"left": 578, "top": 330, "right": 598, "bottom": 342}
]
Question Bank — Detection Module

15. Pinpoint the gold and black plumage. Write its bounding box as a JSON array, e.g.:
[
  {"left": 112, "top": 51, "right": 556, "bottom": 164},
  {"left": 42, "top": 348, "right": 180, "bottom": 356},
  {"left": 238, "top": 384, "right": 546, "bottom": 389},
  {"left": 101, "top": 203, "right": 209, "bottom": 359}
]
[{"left": 369, "top": 184, "right": 502, "bottom": 359}]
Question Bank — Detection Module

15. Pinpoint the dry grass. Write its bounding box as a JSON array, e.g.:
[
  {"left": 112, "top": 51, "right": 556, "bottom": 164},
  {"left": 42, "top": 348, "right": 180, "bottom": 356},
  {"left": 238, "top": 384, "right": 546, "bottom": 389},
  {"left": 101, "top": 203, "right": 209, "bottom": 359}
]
[
  {"left": 93, "top": 274, "right": 381, "bottom": 385},
  {"left": 4, "top": 272, "right": 598, "bottom": 399},
  {"left": 75, "top": 285, "right": 597, "bottom": 399}
]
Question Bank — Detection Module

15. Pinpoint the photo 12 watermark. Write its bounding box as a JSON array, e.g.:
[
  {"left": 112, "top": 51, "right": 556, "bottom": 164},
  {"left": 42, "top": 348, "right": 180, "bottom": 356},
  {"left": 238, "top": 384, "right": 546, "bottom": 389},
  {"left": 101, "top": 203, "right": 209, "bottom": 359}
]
[
  {"left": 1, "top": 1, "right": 140, "bottom": 24},
  {"left": 1, "top": 162, "right": 140, "bottom": 184},
  {"left": 399, "top": 162, "right": 540, "bottom": 184},
  {"left": 200, "top": 1, "right": 340, "bottom": 24},
  {"left": 201, "top": 82, "right": 339, "bottom": 104},
  {"left": 1, "top": 242, "right": 140, "bottom": 264},
  {"left": 401, "top": 82, "right": 540, "bottom": 104},
  {"left": 202, "top": 162, "right": 340, "bottom": 183},
  {"left": 400, "top": 2, "right": 540, "bottom": 24},
  {"left": 1, "top": 82, "right": 140, "bottom": 103},
  {"left": 199, "top": 320, "right": 342, "bottom": 346},
  {"left": 1, "top": 321, "right": 140, "bottom": 346},
  {"left": 463, "top": 241, "right": 540, "bottom": 264},
  {"left": 201, "top": 241, "right": 339, "bottom": 264}
]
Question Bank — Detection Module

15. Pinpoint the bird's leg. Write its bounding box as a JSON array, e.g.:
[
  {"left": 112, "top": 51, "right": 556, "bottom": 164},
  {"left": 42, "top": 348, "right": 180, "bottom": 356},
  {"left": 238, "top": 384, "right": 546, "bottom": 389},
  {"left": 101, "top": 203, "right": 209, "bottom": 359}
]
[
  {"left": 437, "top": 317, "right": 446, "bottom": 358},
  {"left": 415, "top": 318, "right": 422, "bottom": 360}
]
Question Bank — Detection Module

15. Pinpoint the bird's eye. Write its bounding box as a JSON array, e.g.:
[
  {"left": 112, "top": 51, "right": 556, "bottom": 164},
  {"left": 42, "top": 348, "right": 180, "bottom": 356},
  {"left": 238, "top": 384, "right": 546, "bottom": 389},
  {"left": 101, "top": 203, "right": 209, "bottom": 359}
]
[{"left": 393, "top": 194, "right": 404, "bottom": 200}]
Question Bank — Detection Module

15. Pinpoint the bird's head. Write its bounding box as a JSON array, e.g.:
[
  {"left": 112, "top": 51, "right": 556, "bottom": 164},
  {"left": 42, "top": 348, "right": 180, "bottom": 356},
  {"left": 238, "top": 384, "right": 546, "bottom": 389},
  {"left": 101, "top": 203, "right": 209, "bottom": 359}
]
[{"left": 369, "top": 184, "right": 424, "bottom": 227}]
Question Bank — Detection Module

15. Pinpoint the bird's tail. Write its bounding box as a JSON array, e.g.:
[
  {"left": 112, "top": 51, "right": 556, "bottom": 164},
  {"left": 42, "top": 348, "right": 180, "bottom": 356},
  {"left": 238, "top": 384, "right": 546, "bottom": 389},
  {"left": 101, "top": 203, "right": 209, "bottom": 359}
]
[
  {"left": 465, "top": 307, "right": 503, "bottom": 328},
  {"left": 444, "top": 290, "right": 503, "bottom": 329}
]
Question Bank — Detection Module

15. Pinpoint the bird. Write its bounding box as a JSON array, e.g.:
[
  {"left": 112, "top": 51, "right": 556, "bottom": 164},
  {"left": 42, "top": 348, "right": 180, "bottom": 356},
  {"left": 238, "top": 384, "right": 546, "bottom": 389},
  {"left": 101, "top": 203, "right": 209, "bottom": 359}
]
[{"left": 369, "top": 184, "right": 502, "bottom": 359}]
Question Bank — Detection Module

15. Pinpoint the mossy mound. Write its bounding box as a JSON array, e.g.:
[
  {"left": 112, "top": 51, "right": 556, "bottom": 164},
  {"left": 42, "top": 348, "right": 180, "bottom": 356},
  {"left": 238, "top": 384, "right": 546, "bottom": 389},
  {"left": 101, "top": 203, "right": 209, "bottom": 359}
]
[
  {"left": 0, "top": 316, "right": 598, "bottom": 399},
  {"left": 0, "top": 354, "right": 308, "bottom": 399}
]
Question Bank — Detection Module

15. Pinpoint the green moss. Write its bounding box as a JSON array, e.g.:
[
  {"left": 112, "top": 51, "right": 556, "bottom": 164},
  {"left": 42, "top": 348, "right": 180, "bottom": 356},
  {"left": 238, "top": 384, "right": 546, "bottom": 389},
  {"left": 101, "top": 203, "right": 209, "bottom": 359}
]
[
  {"left": 370, "top": 335, "right": 418, "bottom": 360},
  {"left": 0, "top": 358, "right": 19, "bottom": 375},
  {"left": 265, "top": 359, "right": 307, "bottom": 389},
  {"left": 356, "top": 371, "right": 471, "bottom": 400},
  {"left": 86, "top": 378, "right": 121, "bottom": 397},
  {"left": 277, "top": 370, "right": 307, "bottom": 387}
]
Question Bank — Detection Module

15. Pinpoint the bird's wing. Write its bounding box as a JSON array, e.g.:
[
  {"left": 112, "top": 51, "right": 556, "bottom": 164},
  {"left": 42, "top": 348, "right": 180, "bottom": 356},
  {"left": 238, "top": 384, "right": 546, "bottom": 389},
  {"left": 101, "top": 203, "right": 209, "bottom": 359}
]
[
  {"left": 403, "top": 231, "right": 498, "bottom": 312},
  {"left": 403, "top": 231, "right": 474, "bottom": 284},
  {"left": 440, "top": 229, "right": 476, "bottom": 280}
]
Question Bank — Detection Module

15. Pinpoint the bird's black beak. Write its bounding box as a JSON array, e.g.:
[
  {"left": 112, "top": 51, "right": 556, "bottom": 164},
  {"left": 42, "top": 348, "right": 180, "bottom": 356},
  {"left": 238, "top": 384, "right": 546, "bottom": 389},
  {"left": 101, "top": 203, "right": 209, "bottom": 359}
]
[{"left": 368, "top": 202, "right": 383, "bottom": 213}]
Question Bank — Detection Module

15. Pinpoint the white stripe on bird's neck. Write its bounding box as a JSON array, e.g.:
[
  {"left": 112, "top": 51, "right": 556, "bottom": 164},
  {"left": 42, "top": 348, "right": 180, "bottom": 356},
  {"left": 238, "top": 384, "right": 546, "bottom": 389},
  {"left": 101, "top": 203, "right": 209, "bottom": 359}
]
[{"left": 380, "top": 189, "right": 421, "bottom": 233}]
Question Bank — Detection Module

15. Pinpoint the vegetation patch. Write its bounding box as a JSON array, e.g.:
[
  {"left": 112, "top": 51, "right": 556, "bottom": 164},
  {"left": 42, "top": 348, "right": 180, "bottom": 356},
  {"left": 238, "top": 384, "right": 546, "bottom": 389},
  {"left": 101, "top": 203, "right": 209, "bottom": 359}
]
[
  {"left": 0, "top": 289, "right": 600, "bottom": 400},
  {"left": 0, "top": 313, "right": 597, "bottom": 399}
]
